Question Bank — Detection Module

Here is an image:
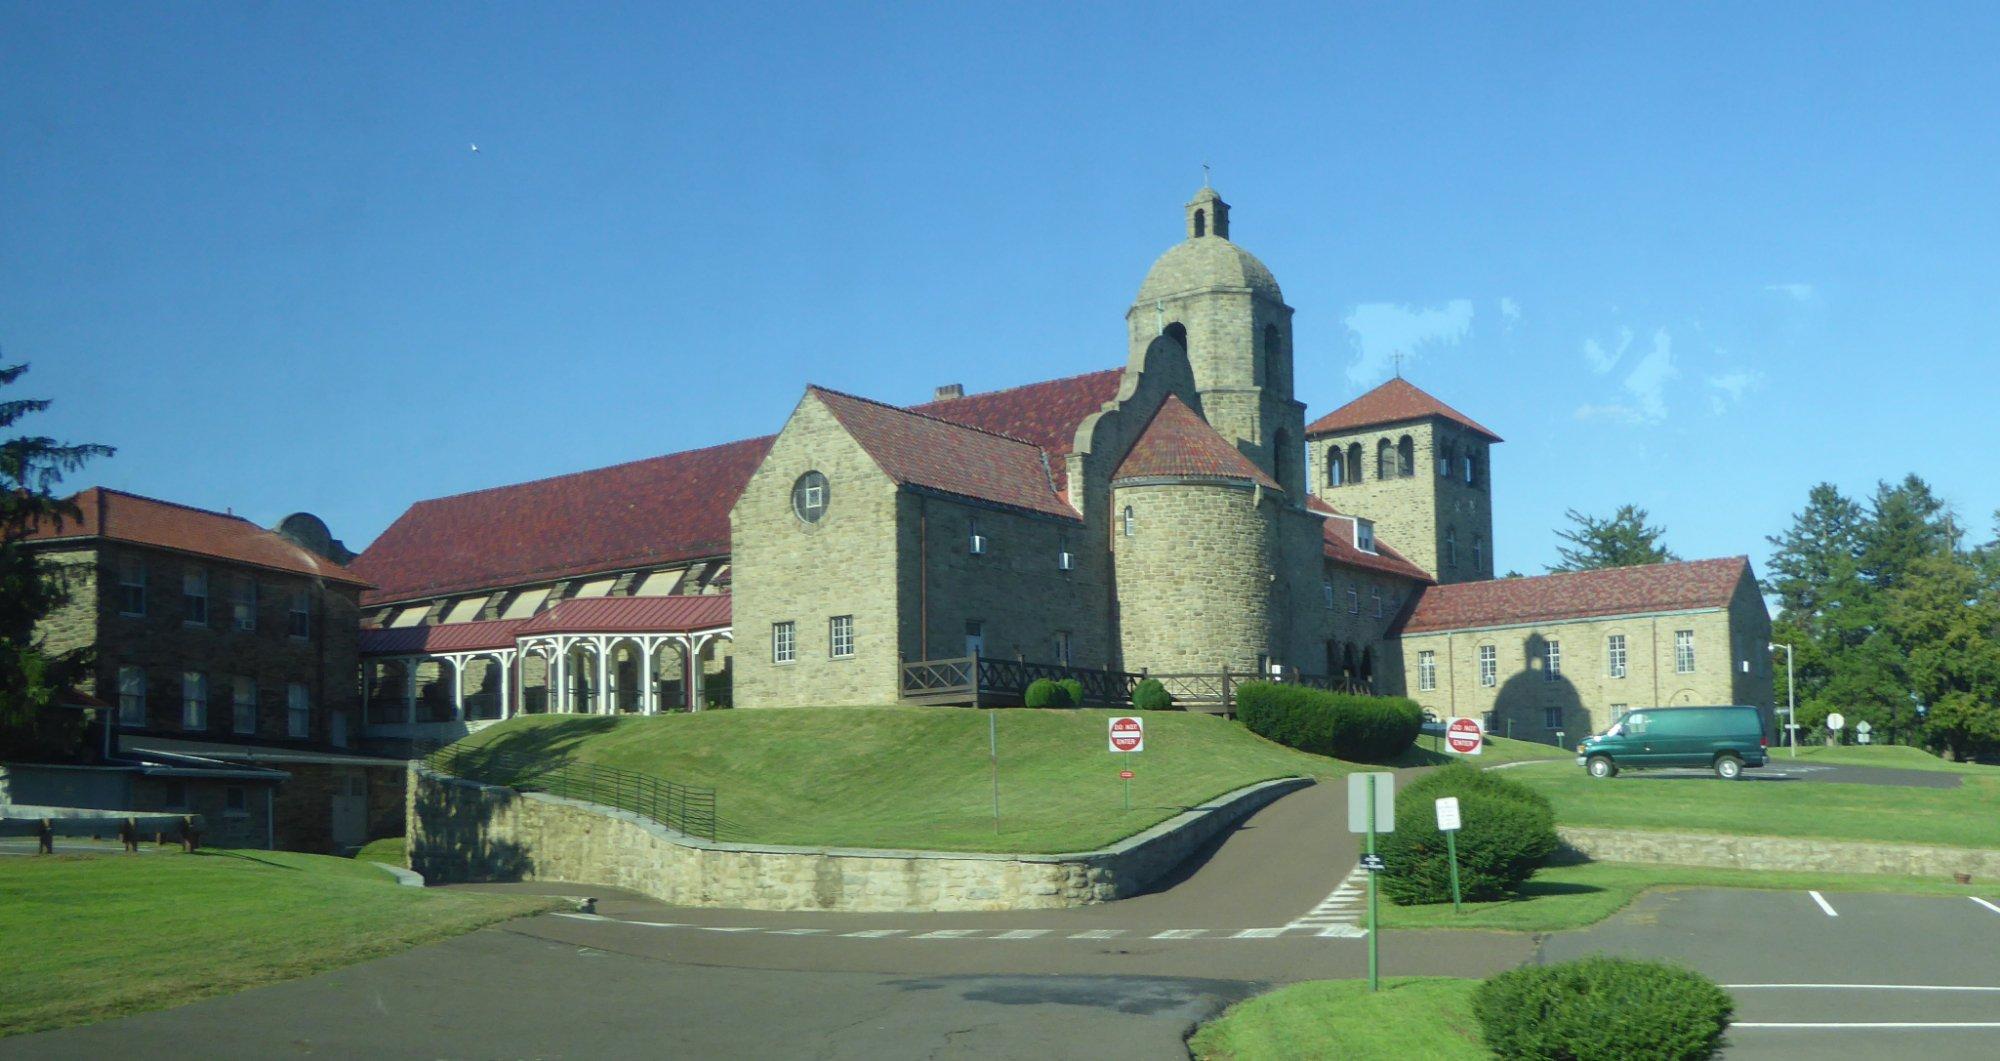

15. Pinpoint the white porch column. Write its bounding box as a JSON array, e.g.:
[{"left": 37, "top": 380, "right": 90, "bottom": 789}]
[
  {"left": 496, "top": 653, "right": 512, "bottom": 719},
  {"left": 552, "top": 644, "right": 566, "bottom": 713},
  {"left": 447, "top": 657, "right": 466, "bottom": 721},
  {"left": 595, "top": 637, "right": 611, "bottom": 715},
  {"left": 690, "top": 635, "right": 709, "bottom": 713},
  {"left": 639, "top": 639, "right": 655, "bottom": 715}
]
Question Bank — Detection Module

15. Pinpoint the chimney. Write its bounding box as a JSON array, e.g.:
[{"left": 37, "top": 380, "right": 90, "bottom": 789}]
[{"left": 933, "top": 383, "right": 964, "bottom": 402}]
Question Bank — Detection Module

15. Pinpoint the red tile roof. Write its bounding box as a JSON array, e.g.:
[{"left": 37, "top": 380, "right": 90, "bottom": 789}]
[
  {"left": 1306, "top": 496, "right": 1434, "bottom": 582},
  {"left": 350, "top": 436, "right": 774, "bottom": 606},
  {"left": 811, "top": 386, "right": 1081, "bottom": 520},
  {"left": 1397, "top": 557, "right": 1752, "bottom": 634},
  {"left": 911, "top": 368, "right": 1123, "bottom": 494},
  {"left": 1111, "top": 395, "right": 1279, "bottom": 488},
  {"left": 25, "top": 488, "right": 368, "bottom": 587},
  {"left": 1305, "top": 378, "right": 1503, "bottom": 442},
  {"left": 516, "top": 594, "right": 731, "bottom": 636},
  {"left": 360, "top": 618, "right": 531, "bottom": 656}
]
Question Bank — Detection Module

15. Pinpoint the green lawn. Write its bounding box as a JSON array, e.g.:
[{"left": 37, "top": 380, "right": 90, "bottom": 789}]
[
  {"left": 0, "top": 849, "right": 557, "bottom": 1037},
  {"left": 1502, "top": 758, "right": 2000, "bottom": 850},
  {"left": 1392, "top": 732, "right": 1573, "bottom": 767},
  {"left": 446, "top": 708, "right": 1348, "bottom": 853},
  {"left": 354, "top": 836, "right": 407, "bottom": 866},
  {"left": 1789, "top": 743, "right": 1998, "bottom": 774},
  {"left": 1380, "top": 860, "right": 1988, "bottom": 933},
  {"left": 1189, "top": 977, "right": 1485, "bottom": 1060}
]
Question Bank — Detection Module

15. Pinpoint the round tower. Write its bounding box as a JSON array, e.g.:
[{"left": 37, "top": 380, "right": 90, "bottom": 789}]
[{"left": 1126, "top": 185, "right": 1308, "bottom": 499}]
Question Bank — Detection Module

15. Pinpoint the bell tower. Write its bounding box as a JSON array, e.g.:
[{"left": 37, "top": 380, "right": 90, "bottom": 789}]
[{"left": 1127, "top": 186, "right": 1308, "bottom": 498}]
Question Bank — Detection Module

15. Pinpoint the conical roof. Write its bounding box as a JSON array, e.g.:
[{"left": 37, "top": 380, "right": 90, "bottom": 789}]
[{"left": 1112, "top": 396, "right": 1279, "bottom": 488}]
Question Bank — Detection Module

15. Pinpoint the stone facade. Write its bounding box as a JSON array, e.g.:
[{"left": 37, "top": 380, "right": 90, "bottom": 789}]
[
  {"left": 1559, "top": 826, "right": 2000, "bottom": 879},
  {"left": 1397, "top": 572, "right": 1775, "bottom": 741},
  {"left": 1112, "top": 481, "right": 1276, "bottom": 674},
  {"left": 409, "top": 764, "right": 1309, "bottom": 912},
  {"left": 1307, "top": 418, "right": 1495, "bottom": 584}
]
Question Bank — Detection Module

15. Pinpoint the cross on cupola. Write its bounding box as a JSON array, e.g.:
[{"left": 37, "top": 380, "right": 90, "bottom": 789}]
[{"left": 1187, "top": 185, "right": 1230, "bottom": 240}]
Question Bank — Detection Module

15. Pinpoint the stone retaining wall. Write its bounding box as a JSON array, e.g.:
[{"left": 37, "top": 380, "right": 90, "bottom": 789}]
[
  {"left": 407, "top": 765, "right": 1309, "bottom": 912},
  {"left": 1558, "top": 825, "right": 2000, "bottom": 879}
]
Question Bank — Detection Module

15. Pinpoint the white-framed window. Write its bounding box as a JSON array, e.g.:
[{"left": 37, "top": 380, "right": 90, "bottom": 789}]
[
  {"left": 1322, "top": 579, "right": 1334, "bottom": 609},
  {"left": 1473, "top": 537, "right": 1483, "bottom": 571},
  {"left": 117, "top": 556, "right": 147, "bottom": 616},
  {"left": 968, "top": 517, "right": 986, "bottom": 555},
  {"left": 224, "top": 786, "right": 249, "bottom": 817},
  {"left": 1057, "top": 534, "right": 1074, "bottom": 571},
  {"left": 1347, "top": 585, "right": 1360, "bottom": 614},
  {"left": 1445, "top": 529, "right": 1457, "bottom": 568},
  {"left": 1418, "top": 650, "right": 1436, "bottom": 691},
  {"left": 1438, "top": 454, "right": 1450, "bottom": 477},
  {"left": 1544, "top": 705, "right": 1562, "bottom": 729},
  {"left": 287, "top": 682, "right": 310, "bottom": 738},
  {"left": 232, "top": 576, "right": 257, "bottom": 632},
  {"left": 1371, "top": 587, "right": 1384, "bottom": 618},
  {"left": 1356, "top": 520, "right": 1376, "bottom": 554},
  {"left": 118, "top": 666, "right": 146, "bottom": 727},
  {"left": 1054, "top": 631, "right": 1072, "bottom": 666},
  {"left": 829, "top": 615, "right": 855, "bottom": 659},
  {"left": 1464, "top": 455, "right": 1476, "bottom": 484},
  {"left": 182, "top": 568, "right": 208, "bottom": 625},
  {"left": 791, "top": 470, "right": 829, "bottom": 524},
  {"left": 1327, "top": 456, "right": 1344, "bottom": 487},
  {"left": 1675, "top": 630, "right": 1696, "bottom": 673},
  {"left": 1545, "top": 640, "right": 1562, "bottom": 681},
  {"left": 232, "top": 676, "right": 257, "bottom": 735},
  {"left": 772, "top": 621, "right": 796, "bottom": 664},
  {"left": 1478, "top": 645, "right": 1497, "bottom": 688},
  {"left": 181, "top": 671, "right": 208, "bottom": 730},
  {"left": 1121, "top": 505, "right": 1135, "bottom": 537},
  {"left": 288, "top": 589, "right": 311, "bottom": 639},
  {"left": 964, "top": 620, "right": 984, "bottom": 658},
  {"left": 1607, "top": 633, "right": 1628, "bottom": 678}
]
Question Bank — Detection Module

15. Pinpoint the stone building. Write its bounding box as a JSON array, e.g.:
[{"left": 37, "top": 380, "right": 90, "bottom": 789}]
[
  {"left": 350, "top": 184, "right": 1772, "bottom": 733},
  {"left": 20, "top": 488, "right": 405, "bottom": 850}
]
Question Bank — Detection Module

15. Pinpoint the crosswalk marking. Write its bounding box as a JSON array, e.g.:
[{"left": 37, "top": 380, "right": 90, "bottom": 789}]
[
  {"left": 839, "top": 929, "right": 908, "bottom": 938},
  {"left": 1068, "top": 929, "right": 1125, "bottom": 940},
  {"left": 991, "top": 929, "right": 1051, "bottom": 939},
  {"left": 697, "top": 926, "right": 762, "bottom": 933},
  {"left": 1285, "top": 865, "right": 1372, "bottom": 934},
  {"left": 1150, "top": 929, "right": 1207, "bottom": 939},
  {"left": 768, "top": 928, "right": 827, "bottom": 935},
  {"left": 1231, "top": 927, "right": 1287, "bottom": 938},
  {"left": 912, "top": 929, "right": 981, "bottom": 939}
]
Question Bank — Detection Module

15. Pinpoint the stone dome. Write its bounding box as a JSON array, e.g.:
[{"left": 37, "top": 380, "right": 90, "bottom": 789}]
[{"left": 1134, "top": 235, "right": 1284, "bottom": 305}]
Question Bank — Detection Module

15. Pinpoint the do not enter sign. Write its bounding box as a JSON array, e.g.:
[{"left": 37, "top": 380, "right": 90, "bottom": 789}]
[
  {"left": 1445, "top": 716, "right": 1483, "bottom": 755},
  {"left": 1109, "top": 716, "right": 1145, "bottom": 753},
  {"left": 1119, "top": 770, "right": 1134, "bottom": 780}
]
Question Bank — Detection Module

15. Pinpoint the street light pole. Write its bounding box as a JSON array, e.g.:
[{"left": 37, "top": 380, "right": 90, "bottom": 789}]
[{"left": 1769, "top": 642, "right": 1796, "bottom": 759}]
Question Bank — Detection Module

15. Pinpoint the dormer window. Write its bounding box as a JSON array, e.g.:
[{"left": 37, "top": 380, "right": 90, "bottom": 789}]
[{"left": 1355, "top": 520, "right": 1377, "bottom": 554}]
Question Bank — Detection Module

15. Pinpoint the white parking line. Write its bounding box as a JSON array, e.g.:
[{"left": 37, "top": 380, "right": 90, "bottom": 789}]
[
  {"left": 1971, "top": 897, "right": 2000, "bottom": 916},
  {"left": 1808, "top": 890, "right": 1839, "bottom": 917},
  {"left": 1735, "top": 1022, "right": 2000, "bottom": 1029},
  {"left": 1726, "top": 984, "right": 2000, "bottom": 992}
]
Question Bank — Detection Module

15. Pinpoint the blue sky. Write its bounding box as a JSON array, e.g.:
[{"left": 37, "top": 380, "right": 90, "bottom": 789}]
[{"left": 5, "top": 2, "right": 1998, "bottom": 573}]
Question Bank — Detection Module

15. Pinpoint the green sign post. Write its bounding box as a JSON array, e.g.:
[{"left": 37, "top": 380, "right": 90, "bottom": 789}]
[{"left": 1348, "top": 772, "right": 1395, "bottom": 992}]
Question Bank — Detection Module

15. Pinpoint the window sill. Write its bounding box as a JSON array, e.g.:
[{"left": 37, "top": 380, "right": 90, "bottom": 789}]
[{"left": 829, "top": 655, "right": 856, "bottom": 662}]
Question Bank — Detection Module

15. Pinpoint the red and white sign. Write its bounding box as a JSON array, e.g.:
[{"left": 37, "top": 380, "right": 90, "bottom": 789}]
[
  {"left": 1119, "top": 770, "right": 1135, "bottom": 780},
  {"left": 1445, "top": 716, "right": 1483, "bottom": 755},
  {"left": 1108, "top": 716, "right": 1145, "bottom": 753}
]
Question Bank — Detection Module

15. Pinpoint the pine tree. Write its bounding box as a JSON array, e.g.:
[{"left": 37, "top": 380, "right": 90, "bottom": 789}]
[
  {"left": 1859, "top": 475, "right": 1956, "bottom": 592},
  {"left": 1548, "top": 505, "right": 1677, "bottom": 572},
  {"left": 1887, "top": 552, "right": 2000, "bottom": 760},
  {"left": 1, "top": 361, "right": 114, "bottom": 758}
]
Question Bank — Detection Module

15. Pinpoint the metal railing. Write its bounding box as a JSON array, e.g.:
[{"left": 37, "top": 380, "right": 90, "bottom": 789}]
[
  {"left": 897, "top": 655, "right": 1372, "bottom": 711},
  {"left": 425, "top": 744, "right": 717, "bottom": 841}
]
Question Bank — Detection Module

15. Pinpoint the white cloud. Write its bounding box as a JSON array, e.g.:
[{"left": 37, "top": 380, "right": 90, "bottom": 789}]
[
  {"left": 1498, "top": 297, "right": 1521, "bottom": 331},
  {"left": 1342, "top": 300, "right": 1475, "bottom": 385},
  {"left": 1765, "top": 282, "right": 1816, "bottom": 303},
  {"left": 1581, "top": 327, "right": 1633, "bottom": 375},
  {"left": 1704, "top": 369, "right": 1765, "bottom": 414},
  {"left": 1574, "top": 327, "right": 1677, "bottom": 425}
]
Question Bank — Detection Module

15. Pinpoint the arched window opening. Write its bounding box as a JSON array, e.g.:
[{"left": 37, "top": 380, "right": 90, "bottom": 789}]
[
  {"left": 1163, "top": 321, "right": 1187, "bottom": 349},
  {"left": 1326, "top": 451, "right": 1345, "bottom": 487},
  {"left": 1360, "top": 647, "right": 1375, "bottom": 683},
  {"left": 1193, "top": 209, "right": 1206, "bottom": 237},
  {"left": 1437, "top": 443, "right": 1454, "bottom": 478},
  {"left": 1342, "top": 644, "right": 1358, "bottom": 680},
  {"left": 1397, "top": 436, "right": 1415, "bottom": 478},
  {"left": 1121, "top": 505, "right": 1135, "bottom": 537},
  {"left": 1346, "top": 442, "right": 1364, "bottom": 483},
  {"left": 1376, "top": 438, "right": 1394, "bottom": 480}
]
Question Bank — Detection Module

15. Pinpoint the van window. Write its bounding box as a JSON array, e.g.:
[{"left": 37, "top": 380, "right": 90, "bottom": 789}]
[{"left": 1622, "top": 712, "right": 1649, "bottom": 736}]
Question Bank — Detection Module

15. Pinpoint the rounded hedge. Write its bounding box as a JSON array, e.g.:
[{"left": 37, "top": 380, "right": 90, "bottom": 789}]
[
  {"left": 1235, "top": 681, "right": 1423, "bottom": 761},
  {"left": 1379, "top": 763, "right": 1559, "bottom": 905},
  {"left": 1023, "top": 679, "right": 1071, "bottom": 708},
  {"left": 1475, "top": 957, "right": 1733, "bottom": 1060},
  {"left": 1131, "top": 678, "right": 1173, "bottom": 711},
  {"left": 1058, "top": 678, "right": 1084, "bottom": 707}
]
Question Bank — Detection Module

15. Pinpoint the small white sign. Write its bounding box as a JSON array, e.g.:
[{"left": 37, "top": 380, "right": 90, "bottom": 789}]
[
  {"left": 1827, "top": 712, "right": 1846, "bottom": 732},
  {"left": 1108, "top": 716, "right": 1144, "bottom": 753},
  {"left": 1347, "top": 772, "right": 1395, "bottom": 833},
  {"left": 1435, "top": 796, "right": 1462, "bottom": 832},
  {"left": 1855, "top": 720, "right": 1872, "bottom": 734}
]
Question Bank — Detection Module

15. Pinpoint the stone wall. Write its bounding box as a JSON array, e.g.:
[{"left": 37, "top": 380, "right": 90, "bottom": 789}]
[
  {"left": 409, "top": 764, "right": 1309, "bottom": 912},
  {"left": 1560, "top": 825, "right": 2000, "bottom": 879},
  {"left": 1112, "top": 481, "right": 1274, "bottom": 674},
  {"left": 1306, "top": 418, "right": 1494, "bottom": 584},
  {"left": 1397, "top": 570, "right": 1774, "bottom": 743}
]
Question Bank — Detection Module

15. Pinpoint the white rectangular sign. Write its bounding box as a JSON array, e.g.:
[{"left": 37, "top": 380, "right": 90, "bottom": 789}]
[
  {"left": 1435, "top": 796, "right": 1461, "bottom": 832},
  {"left": 1108, "top": 716, "right": 1144, "bottom": 753},
  {"left": 1347, "top": 772, "right": 1395, "bottom": 833}
]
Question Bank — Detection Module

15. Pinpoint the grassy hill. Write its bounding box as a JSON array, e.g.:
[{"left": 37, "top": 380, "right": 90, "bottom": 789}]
[
  {"left": 0, "top": 849, "right": 553, "bottom": 1037},
  {"left": 447, "top": 708, "right": 1348, "bottom": 853}
]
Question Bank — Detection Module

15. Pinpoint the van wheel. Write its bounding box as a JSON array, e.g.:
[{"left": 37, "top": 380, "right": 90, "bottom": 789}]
[
  {"left": 1587, "top": 755, "right": 1617, "bottom": 779},
  {"left": 1714, "top": 755, "right": 1743, "bottom": 780}
]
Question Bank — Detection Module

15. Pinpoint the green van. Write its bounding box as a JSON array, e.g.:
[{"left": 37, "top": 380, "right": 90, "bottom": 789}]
[{"left": 1576, "top": 706, "right": 1769, "bottom": 779}]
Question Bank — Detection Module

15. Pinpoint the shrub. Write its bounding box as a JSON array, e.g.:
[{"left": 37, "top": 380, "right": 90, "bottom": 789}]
[
  {"left": 1024, "top": 678, "right": 1071, "bottom": 708},
  {"left": 1059, "top": 678, "right": 1085, "bottom": 707},
  {"left": 1235, "top": 682, "right": 1424, "bottom": 761},
  {"left": 1131, "top": 678, "right": 1173, "bottom": 711},
  {"left": 1474, "top": 957, "right": 1733, "bottom": 1060},
  {"left": 1379, "top": 763, "right": 1559, "bottom": 904}
]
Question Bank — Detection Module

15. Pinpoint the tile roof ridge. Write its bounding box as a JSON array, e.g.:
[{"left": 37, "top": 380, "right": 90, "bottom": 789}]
[
  {"left": 808, "top": 384, "right": 1047, "bottom": 449},
  {"left": 1512, "top": 555, "right": 1745, "bottom": 583},
  {"left": 83, "top": 486, "right": 259, "bottom": 527},
  {"left": 946, "top": 365, "right": 1123, "bottom": 398},
  {"left": 409, "top": 434, "right": 778, "bottom": 508}
]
